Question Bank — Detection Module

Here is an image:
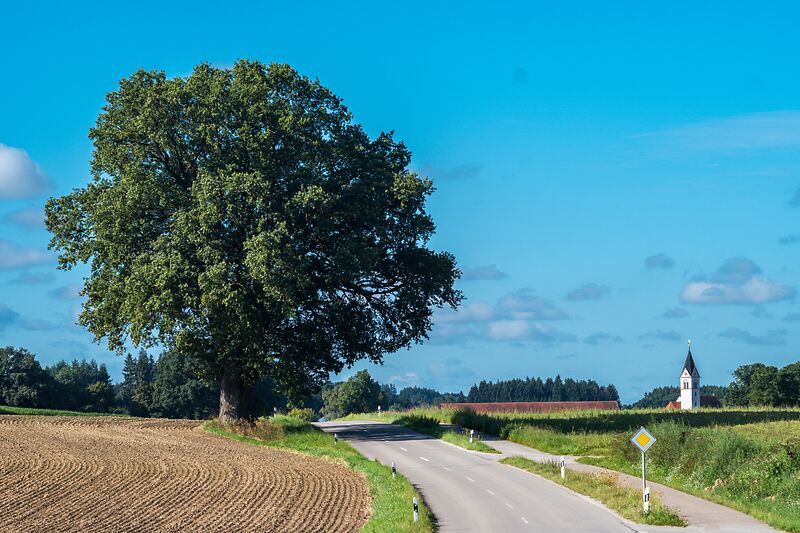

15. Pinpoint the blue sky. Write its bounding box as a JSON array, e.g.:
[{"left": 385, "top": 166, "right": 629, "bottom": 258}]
[{"left": 2, "top": 1, "right": 800, "bottom": 402}]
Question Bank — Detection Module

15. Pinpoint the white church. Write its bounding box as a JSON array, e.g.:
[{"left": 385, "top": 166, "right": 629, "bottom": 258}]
[{"left": 666, "top": 340, "right": 719, "bottom": 410}]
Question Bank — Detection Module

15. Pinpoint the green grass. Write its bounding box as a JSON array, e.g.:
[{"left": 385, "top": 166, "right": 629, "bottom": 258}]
[
  {"left": 337, "top": 411, "right": 499, "bottom": 453},
  {"left": 361, "top": 406, "right": 800, "bottom": 532},
  {"left": 505, "top": 425, "right": 616, "bottom": 456},
  {"left": 391, "top": 414, "right": 499, "bottom": 453},
  {"left": 0, "top": 405, "right": 123, "bottom": 417},
  {"left": 575, "top": 420, "right": 800, "bottom": 533},
  {"left": 502, "top": 457, "right": 685, "bottom": 527},
  {"left": 204, "top": 417, "right": 435, "bottom": 532}
]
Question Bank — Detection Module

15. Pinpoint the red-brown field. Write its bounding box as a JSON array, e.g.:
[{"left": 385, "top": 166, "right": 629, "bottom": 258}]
[{"left": 0, "top": 416, "right": 370, "bottom": 532}]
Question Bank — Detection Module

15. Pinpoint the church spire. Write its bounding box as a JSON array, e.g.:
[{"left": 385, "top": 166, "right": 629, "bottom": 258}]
[{"left": 683, "top": 339, "right": 698, "bottom": 377}]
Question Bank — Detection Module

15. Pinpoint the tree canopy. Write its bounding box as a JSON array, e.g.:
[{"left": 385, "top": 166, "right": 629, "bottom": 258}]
[{"left": 46, "top": 60, "right": 461, "bottom": 420}]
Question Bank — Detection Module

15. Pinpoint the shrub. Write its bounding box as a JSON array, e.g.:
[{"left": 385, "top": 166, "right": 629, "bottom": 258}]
[{"left": 288, "top": 407, "right": 318, "bottom": 422}]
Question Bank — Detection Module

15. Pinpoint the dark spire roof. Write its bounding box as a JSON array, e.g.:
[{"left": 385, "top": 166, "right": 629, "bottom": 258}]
[{"left": 683, "top": 349, "right": 698, "bottom": 376}]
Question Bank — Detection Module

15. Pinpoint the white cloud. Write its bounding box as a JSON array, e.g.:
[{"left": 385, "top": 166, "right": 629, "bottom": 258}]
[
  {"left": 387, "top": 372, "right": 420, "bottom": 387},
  {"left": 50, "top": 284, "right": 83, "bottom": 300},
  {"left": 487, "top": 320, "right": 576, "bottom": 343},
  {"left": 681, "top": 258, "right": 794, "bottom": 305},
  {"left": 641, "top": 111, "right": 800, "bottom": 152},
  {"left": 498, "top": 290, "right": 569, "bottom": 320},
  {"left": 460, "top": 264, "right": 509, "bottom": 281},
  {"left": 645, "top": 253, "right": 674, "bottom": 269},
  {"left": 435, "top": 302, "right": 496, "bottom": 323},
  {"left": 565, "top": 283, "right": 611, "bottom": 301},
  {"left": 0, "top": 240, "right": 54, "bottom": 269},
  {"left": 3, "top": 206, "right": 45, "bottom": 229},
  {"left": 430, "top": 289, "right": 574, "bottom": 345},
  {"left": 719, "top": 327, "right": 787, "bottom": 346},
  {"left": 0, "top": 144, "right": 53, "bottom": 199},
  {"left": 662, "top": 307, "right": 689, "bottom": 319}
]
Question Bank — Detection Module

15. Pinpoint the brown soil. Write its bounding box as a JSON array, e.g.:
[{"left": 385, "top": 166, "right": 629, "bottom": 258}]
[{"left": 0, "top": 416, "right": 371, "bottom": 532}]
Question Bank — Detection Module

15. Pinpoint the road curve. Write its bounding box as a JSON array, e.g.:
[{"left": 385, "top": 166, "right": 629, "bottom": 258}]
[{"left": 318, "top": 420, "right": 685, "bottom": 533}]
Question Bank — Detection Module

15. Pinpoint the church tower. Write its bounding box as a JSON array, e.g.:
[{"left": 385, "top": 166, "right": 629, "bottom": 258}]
[{"left": 679, "top": 339, "right": 700, "bottom": 410}]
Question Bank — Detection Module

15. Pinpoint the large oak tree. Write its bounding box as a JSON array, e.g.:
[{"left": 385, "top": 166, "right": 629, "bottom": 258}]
[{"left": 46, "top": 60, "right": 461, "bottom": 421}]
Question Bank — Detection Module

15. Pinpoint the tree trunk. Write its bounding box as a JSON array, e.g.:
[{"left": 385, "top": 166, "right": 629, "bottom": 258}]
[{"left": 219, "top": 367, "right": 247, "bottom": 423}]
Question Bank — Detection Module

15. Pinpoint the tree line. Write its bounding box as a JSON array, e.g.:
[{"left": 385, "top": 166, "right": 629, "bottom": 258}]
[
  {"left": 466, "top": 376, "right": 620, "bottom": 403},
  {"left": 632, "top": 361, "right": 800, "bottom": 408},
  {"left": 0, "top": 346, "right": 291, "bottom": 418}
]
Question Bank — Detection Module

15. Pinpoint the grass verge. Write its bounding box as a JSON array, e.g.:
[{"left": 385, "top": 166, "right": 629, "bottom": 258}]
[
  {"left": 393, "top": 414, "right": 499, "bottom": 453},
  {"left": 501, "top": 456, "right": 686, "bottom": 527},
  {"left": 204, "top": 417, "right": 435, "bottom": 532},
  {"left": 0, "top": 405, "right": 123, "bottom": 417}
]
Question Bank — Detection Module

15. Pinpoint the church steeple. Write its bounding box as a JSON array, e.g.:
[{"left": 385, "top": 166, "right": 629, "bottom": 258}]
[
  {"left": 680, "top": 339, "right": 700, "bottom": 409},
  {"left": 682, "top": 339, "right": 699, "bottom": 377}
]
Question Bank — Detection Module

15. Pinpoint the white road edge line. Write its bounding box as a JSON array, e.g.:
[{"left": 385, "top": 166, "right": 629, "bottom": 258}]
[
  {"left": 399, "top": 446, "right": 407, "bottom": 452},
  {"left": 505, "top": 502, "right": 514, "bottom": 509},
  {"left": 466, "top": 476, "right": 475, "bottom": 483},
  {"left": 486, "top": 489, "right": 495, "bottom": 496},
  {"left": 419, "top": 456, "right": 430, "bottom": 462},
  {"left": 443, "top": 466, "right": 452, "bottom": 471},
  {"left": 521, "top": 517, "right": 529, "bottom": 524}
]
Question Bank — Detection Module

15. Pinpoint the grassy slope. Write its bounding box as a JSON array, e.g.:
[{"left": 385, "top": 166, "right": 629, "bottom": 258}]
[
  {"left": 502, "top": 457, "right": 685, "bottom": 527},
  {"left": 0, "top": 405, "right": 123, "bottom": 417},
  {"left": 205, "top": 417, "right": 435, "bottom": 533}
]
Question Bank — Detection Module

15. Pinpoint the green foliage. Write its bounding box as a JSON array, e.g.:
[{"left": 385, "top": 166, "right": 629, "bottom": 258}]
[
  {"left": 46, "top": 60, "right": 461, "bottom": 417},
  {"left": 502, "top": 457, "right": 685, "bottom": 527},
  {"left": 322, "top": 370, "right": 385, "bottom": 419},
  {"left": 149, "top": 350, "right": 218, "bottom": 419},
  {"left": 467, "top": 375, "right": 619, "bottom": 402},
  {"left": 205, "top": 417, "right": 435, "bottom": 532},
  {"left": 631, "top": 385, "right": 727, "bottom": 409},
  {"left": 0, "top": 346, "right": 51, "bottom": 407},
  {"left": 287, "top": 407, "right": 318, "bottom": 422},
  {"left": 0, "top": 405, "right": 123, "bottom": 416},
  {"left": 117, "top": 350, "right": 155, "bottom": 416},
  {"left": 726, "top": 361, "right": 800, "bottom": 407},
  {"left": 47, "top": 359, "right": 114, "bottom": 412},
  {"left": 582, "top": 420, "right": 800, "bottom": 532},
  {"left": 393, "top": 386, "right": 465, "bottom": 409},
  {"left": 450, "top": 406, "right": 800, "bottom": 437}
]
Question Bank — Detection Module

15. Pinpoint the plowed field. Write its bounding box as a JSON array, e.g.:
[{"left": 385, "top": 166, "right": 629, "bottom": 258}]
[{"left": 0, "top": 416, "right": 371, "bottom": 532}]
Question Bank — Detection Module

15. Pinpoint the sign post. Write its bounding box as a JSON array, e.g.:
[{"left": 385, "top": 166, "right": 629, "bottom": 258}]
[{"left": 630, "top": 427, "right": 655, "bottom": 513}]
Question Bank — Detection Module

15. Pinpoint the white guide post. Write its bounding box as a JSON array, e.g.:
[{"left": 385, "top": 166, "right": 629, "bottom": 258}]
[
  {"left": 560, "top": 456, "right": 565, "bottom": 479},
  {"left": 630, "top": 426, "right": 655, "bottom": 514},
  {"left": 413, "top": 497, "right": 419, "bottom": 522}
]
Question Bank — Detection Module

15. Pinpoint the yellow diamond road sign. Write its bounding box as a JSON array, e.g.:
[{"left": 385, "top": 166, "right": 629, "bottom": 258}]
[{"left": 631, "top": 427, "right": 655, "bottom": 453}]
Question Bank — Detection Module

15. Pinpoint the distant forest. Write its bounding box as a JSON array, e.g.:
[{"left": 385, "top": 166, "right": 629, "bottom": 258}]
[{"left": 466, "top": 376, "right": 620, "bottom": 403}]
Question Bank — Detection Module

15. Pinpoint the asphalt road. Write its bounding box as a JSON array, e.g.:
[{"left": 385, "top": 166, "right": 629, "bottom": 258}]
[{"left": 318, "top": 420, "right": 687, "bottom": 533}]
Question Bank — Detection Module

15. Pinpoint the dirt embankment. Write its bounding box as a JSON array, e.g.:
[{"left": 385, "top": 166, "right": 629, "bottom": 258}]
[{"left": 0, "top": 416, "right": 370, "bottom": 532}]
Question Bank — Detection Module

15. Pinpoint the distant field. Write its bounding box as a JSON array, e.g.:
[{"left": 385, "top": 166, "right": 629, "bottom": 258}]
[{"left": 0, "top": 415, "right": 371, "bottom": 532}]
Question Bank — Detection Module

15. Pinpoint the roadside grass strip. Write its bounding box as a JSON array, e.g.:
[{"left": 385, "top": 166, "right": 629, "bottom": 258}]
[
  {"left": 501, "top": 456, "right": 686, "bottom": 527},
  {"left": 393, "top": 414, "right": 500, "bottom": 453},
  {"left": 204, "top": 417, "right": 436, "bottom": 533},
  {"left": 0, "top": 405, "right": 125, "bottom": 417}
]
